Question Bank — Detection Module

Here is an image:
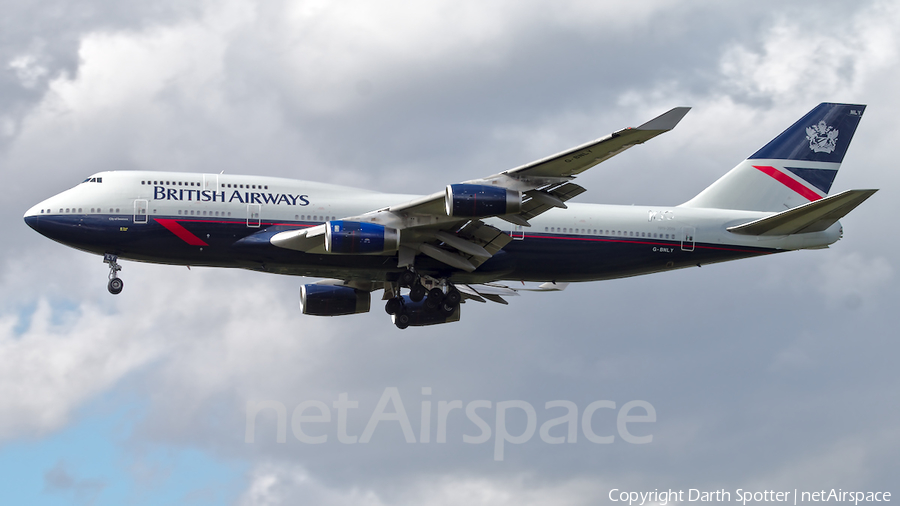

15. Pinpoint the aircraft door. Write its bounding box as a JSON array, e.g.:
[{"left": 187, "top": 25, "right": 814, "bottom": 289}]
[
  {"left": 681, "top": 226, "right": 696, "bottom": 252},
  {"left": 133, "top": 199, "right": 148, "bottom": 224},
  {"left": 511, "top": 225, "right": 525, "bottom": 240},
  {"left": 247, "top": 203, "right": 261, "bottom": 227},
  {"left": 202, "top": 174, "right": 219, "bottom": 191}
]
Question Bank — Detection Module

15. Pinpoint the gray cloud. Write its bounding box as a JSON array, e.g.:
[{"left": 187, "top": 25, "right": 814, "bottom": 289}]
[{"left": 44, "top": 460, "right": 105, "bottom": 504}]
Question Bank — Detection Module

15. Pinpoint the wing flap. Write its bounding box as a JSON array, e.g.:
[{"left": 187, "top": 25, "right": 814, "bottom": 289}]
[
  {"left": 455, "top": 221, "right": 513, "bottom": 269},
  {"left": 517, "top": 182, "right": 586, "bottom": 222},
  {"left": 727, "top": 189, "right": 877, "bottom": 236}
]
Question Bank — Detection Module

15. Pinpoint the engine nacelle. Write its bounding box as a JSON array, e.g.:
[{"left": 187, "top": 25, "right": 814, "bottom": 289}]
[
  {"left": 445, "top": 184, "right": 522, "bottom": 218},
  {"left": 324, "top": 221, "right": 400, "bottom": 254},
  {"left": 300, "top": 284, "right": 370, "bottom": 316},
  {"left": 392, "top": 296, "right": 460, "bottom": 327}
]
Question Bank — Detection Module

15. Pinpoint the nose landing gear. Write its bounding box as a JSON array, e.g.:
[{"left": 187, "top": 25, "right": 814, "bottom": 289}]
[{"left": 104, "top": 254, "right": 123, "bottom": 295}]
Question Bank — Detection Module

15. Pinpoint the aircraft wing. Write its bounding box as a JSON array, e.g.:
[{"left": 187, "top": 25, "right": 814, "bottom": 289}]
[
  {"left": 389, "top": 106, "right": 691, "bottom": 222},
  {"left": 271, "top": 107, "right": 690, "bottom": 271}
]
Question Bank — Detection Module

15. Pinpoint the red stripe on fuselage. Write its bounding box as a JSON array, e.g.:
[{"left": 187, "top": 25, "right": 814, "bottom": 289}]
[
  {"left": 753, "top": 165, "right": 822, "bottom": 201},
  {"left": 155, "top": 219, "right": 209, "bottom": 246}
]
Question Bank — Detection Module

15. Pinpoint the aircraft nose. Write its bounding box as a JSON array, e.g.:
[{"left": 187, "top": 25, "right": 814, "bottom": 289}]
[{"left": 24, "top": 204, "right": 43, "bottom": 232}]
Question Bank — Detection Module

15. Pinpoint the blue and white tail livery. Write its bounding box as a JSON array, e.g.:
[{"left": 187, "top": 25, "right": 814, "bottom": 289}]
[
  {"left": 683, "top": 103, "right": 866, "bottom": 212},
  {"left": 24, "top": 102, "right": 877, "bottom": 328}
]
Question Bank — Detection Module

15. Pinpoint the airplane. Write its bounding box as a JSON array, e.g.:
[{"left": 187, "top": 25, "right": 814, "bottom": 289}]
[{"left": 24, "top": 103, "right": 876, "bottom": 329}]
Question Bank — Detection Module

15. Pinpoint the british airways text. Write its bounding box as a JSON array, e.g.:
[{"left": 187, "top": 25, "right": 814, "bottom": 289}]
[{"left": 153, "top": 187, "right": 310, "bottom": 206}]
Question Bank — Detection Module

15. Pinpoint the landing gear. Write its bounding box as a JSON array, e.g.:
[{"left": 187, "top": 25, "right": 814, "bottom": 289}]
[
  {"left": 439, "top": 301, "right": 456, "bottom": 317},
  {"left": 104, "top": 253, "right": 123, "bottom": 295},
  {"left": 445, "top": 287, "right": 461, "bottom": 306},
  {"left": 385, "top": 297, "right": 402, "bottom": 315},
  {"left": 398, "top": 269, "right": 417, "bottom": 288},
  {"left": 394, "top": 312, "right": 410, "bottom": 330},
  {"left": 388, "top": 269, "right": 463, "bottom": 328},
  {"left": 409, "top": 283, "right": 426, "bottom": 302},
  {"left": 108, "top": 277, "right": 124, "bottom": 295},
  {"left": 424, "top": 287, "right": 444, "bottom": 311}
]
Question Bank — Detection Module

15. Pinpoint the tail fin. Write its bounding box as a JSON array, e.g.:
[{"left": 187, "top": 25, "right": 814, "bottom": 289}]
[{"left": 681, "top": 103, "right": 866, "bottom": 211}]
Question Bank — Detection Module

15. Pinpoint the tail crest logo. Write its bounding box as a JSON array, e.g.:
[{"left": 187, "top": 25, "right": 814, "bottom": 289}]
[{"left": 806, "top": 121, "right": 839, "bottom": 153}]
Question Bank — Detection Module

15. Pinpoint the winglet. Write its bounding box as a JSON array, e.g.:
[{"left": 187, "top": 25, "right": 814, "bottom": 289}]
[{"left": 636, "top": 107, "right": 691, "bottom": 131}]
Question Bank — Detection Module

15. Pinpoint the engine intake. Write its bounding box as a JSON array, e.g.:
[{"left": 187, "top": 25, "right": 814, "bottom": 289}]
[
  {"left": 445, "top": 184, "right": 522, "bottom": 218},
  {"left": 325, "top": 221, "right": 400, "bottom": 254},
  {"left": 300, "top": 284, "right": 370, "bottom": 316}
]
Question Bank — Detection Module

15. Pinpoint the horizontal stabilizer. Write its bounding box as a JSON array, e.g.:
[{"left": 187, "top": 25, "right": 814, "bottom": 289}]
[{"left": 727, "top": 189, "right": 877, "bottom": 236}]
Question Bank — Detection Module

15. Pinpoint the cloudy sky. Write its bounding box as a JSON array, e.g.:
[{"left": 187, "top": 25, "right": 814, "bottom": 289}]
[{"left": 2, "top": 0, "right": 898, "bottom": 504}]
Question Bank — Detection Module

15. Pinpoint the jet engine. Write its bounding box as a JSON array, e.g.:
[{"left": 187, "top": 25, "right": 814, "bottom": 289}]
[
  {"left": 325, "top": 221, "right": 400, "bottom": 254},
  {"left": 391, "top": 296, "right": 461, "bottom": 329},
  {"left": 300, "top": 284, "right": 370, "bottom": 316},
  {"left": 444, "top": 184, "right": 522, "bottom": 218}
]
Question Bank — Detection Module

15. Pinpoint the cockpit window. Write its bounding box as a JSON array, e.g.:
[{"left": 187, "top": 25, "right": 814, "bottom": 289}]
[{"left": 82, "top": 177, "right": 103, "bottom": 183}]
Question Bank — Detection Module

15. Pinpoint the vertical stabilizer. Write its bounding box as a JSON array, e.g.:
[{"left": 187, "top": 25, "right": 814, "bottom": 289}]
[{"left": 681, "top": 103, "right": 865, "bottom": 212}]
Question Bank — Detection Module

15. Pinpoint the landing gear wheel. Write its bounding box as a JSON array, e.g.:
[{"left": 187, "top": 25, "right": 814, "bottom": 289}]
[
  {"left": 108, "top": 277, "right": 124, "bottom": 295},
  {"left": 439, "top": 301, "right": 456, "bottom": 316},
  {"left": 385, "top": 297, "right": 402, "bottom": 315},
  {"left": 103, "top": 253, "right": 123, "bottom": 295},
  {"left": 398, "top": 270, "right": 416, "bottom": 288},
  {"left": 394, "top": 312, "right": 410, "bottom": 329},
  {"left": 409, "top": 283, "right": 426, "bottom": 302},
  {"left": 445, "top": 287, "right": 461, "bottom": 306},
  {"left": 425, "top": 287, "right": 444, "bottom": 311}
]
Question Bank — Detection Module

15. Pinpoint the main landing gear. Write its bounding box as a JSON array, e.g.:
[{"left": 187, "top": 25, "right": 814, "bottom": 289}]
[
  {"left": 384, "top": 269, "right": 462, "bottom": 329},
  {"left": 104, "top": 253, "right": 123, "bottom": 295}
]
